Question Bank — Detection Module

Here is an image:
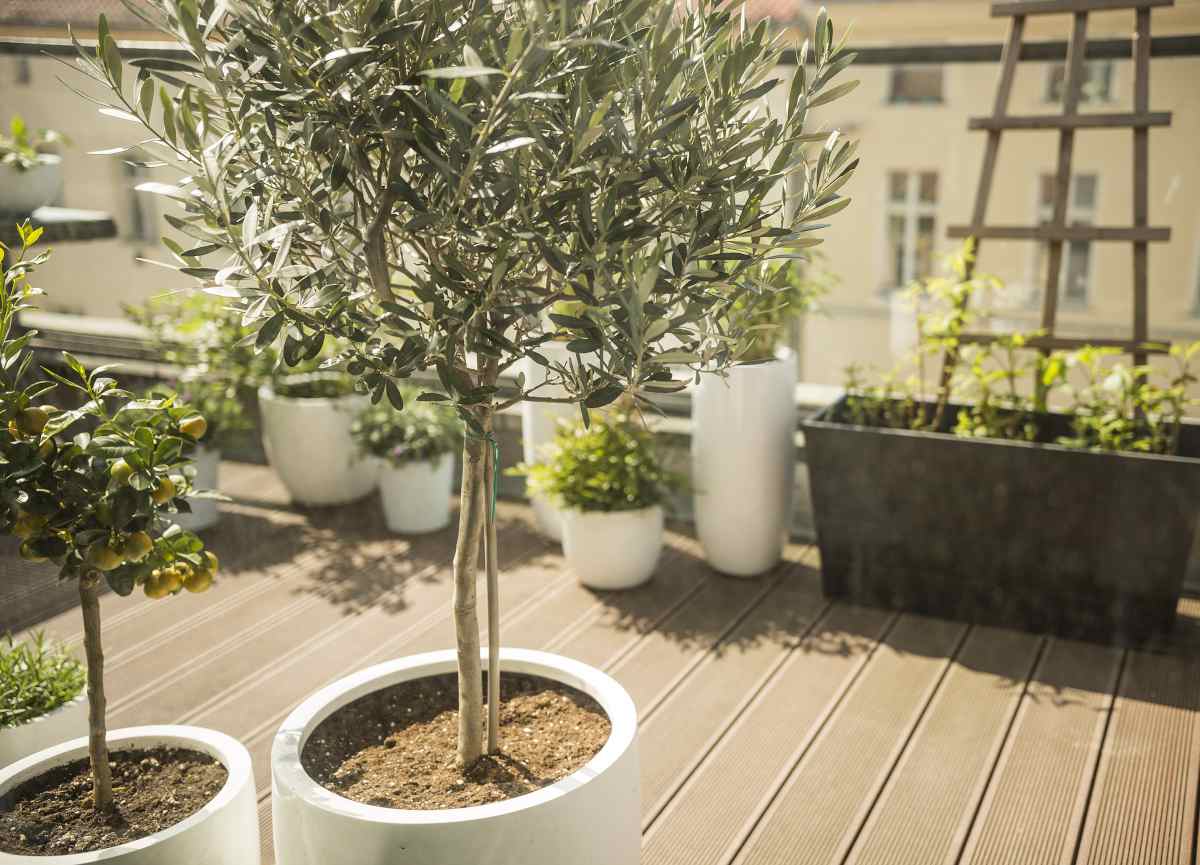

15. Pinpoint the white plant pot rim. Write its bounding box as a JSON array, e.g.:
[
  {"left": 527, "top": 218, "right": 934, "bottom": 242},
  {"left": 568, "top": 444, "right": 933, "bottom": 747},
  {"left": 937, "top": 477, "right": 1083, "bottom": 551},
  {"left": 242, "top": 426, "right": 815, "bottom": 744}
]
[
  {"left": 273, "top": 648, "right": 636, "bottom": 825},
  {"left": 258, "top": 376, "right": 360, "bottom": 408},
  {"left": 4, "top": 154, "right": 61, "bottom": 170},
  {"left": 0, "top": 724, "right": 251, "bottom": 863},
  {"left": 4, "top": 691, "right": 85, "bottom": 732},
  {"left": 562, "top": 504, "right": 662, "bottom": 518}
]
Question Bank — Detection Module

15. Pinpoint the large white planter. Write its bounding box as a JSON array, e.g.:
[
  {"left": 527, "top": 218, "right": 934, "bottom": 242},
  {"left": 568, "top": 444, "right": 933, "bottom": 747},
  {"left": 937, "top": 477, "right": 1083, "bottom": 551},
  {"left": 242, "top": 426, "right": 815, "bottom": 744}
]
[
  {"left": 258, "top": 379, "right": 376, "bottom": 506},
  {"left": 0, "top": 156, "right": 62, "bottom": 215},
  {"left": 0, "top": 725, "right": 258, "bottom": 864},
  {"left": 519, "top": 342, "right": 576, "bottom": 541},
  {"left": 692, "top": 351, "right": 798, "bottom": 576},
  {"left": 175, "top": 445, "right": 221, "bottom": 532},
  {"left": 378, "top": 453, "right": 453, "bottom": 534},
  {"left": 272, "top": 649, "right": 639, "bottom": 865},
  {"left": 0, "top": 694, "right": 86, "bottom": 769},
  {"left": 561, "top": 505, "right": 663, "bottom": 590}
]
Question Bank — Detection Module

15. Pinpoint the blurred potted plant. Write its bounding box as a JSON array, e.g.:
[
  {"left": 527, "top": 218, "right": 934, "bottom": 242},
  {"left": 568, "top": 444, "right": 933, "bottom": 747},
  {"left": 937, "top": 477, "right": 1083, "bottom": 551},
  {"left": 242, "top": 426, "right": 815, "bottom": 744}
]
[
  {"left": 519, "top": 411, "right": 679, "bottom": 589},
  {"left": 806, "top": 242, "right": 1200, "bottom": 643},
  {"left": 0, "top": 116, "right": 67, "bottom": 215},
  {"left": 0, "top": 633, "right": 86, "bottom": 766},
  {"left": 352, "top": 390, "right": 460, "bottom": 533},
  {"left": 692, "top": 255, "right": 834, "bottom": 577},
  {"left": 82, "top": 2, "right": 857, "bottom": 861},
  {"left": 0, "top": 227, "right": 257, "bottom": 862}
]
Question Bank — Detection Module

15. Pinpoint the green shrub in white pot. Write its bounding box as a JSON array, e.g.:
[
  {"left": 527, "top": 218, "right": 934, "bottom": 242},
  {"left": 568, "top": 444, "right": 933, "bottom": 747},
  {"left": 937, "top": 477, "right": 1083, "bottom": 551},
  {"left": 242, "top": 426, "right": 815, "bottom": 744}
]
[
  {"left": 0, "top": 117, "right": 66, "bottom": 215},
  {"left": 82, "top": 0, "right": 858, "bottom": 861},
  {"left": 352, "top": 392, "right": 460, "bottom": 534},
  {"left": 0, "top": 633, "right": 87, "bottom": 768},
  {"left": 518, "top": 411, "right": 679, "bottom": 589}
]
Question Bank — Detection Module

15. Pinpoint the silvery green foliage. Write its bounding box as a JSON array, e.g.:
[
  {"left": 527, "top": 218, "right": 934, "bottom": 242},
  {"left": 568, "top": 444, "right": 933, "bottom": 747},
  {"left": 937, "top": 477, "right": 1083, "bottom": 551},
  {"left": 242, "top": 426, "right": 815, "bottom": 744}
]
[{"left": 78, "top": 0, "right": 858, "bottom": 430}]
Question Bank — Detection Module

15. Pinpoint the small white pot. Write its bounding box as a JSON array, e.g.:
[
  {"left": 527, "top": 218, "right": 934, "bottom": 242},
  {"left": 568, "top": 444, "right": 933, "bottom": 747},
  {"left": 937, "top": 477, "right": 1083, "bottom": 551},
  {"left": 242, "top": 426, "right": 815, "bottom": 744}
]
[
  {"left": 175, "top": 445, "right": 221, "bottom": 532},
  {"left": 272, "top": 649, "right": 640, "bottom": 865},
  {"left": 561, "top": 505, "right": 663, "bottom": 590},
  {"left": 519, "top": 343, "right": 576, "bottom": 541},
  {"left": 378, "top": 453, "right": 454, "bottom": 534},
  {"left": 0, "top": 725, "right": 258, "bottom": 864},
  {"left": 0, "top": 156, "right": 62, "bottom": 215},
  {"left": 258, "top": 379, "right": 376, "bottom": 506},
  {"left": 692, "top": 351, "right": 798, "bottom": 576},
  {"left": 0, "top": 694, "right": 86, "bottom": 769}
]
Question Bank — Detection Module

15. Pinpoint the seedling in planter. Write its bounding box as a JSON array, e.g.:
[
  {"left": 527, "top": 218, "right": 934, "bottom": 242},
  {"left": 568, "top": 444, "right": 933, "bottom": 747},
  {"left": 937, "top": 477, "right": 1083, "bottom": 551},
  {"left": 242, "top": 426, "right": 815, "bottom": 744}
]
[
  {"left": 0, "top": 116, "right": 67, "bottom": 173},
  {"left": 0, "top": 632, "right": 85, "bottom": 731},
  {"left": 352, "top": 387, "right": 459, "bottom": 468}
]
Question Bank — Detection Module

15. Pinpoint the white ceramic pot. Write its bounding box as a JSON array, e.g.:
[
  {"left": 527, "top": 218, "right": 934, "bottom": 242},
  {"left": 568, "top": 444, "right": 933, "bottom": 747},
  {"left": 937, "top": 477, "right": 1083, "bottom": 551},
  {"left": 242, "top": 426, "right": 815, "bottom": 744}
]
[
  {"left": 0, "top": 694, "right": 86, "bottom": 769},
  {"left": 0, "top": 156, "right": 62, "bottom": 215},
  {"left": 378, "top": 453, "right": 454, "bottom": 534},
  {"left": 0, "top": 725, "right": 258, "bottom": 864},
  {"left": 258, "top": 378, "right": 376, "bottom": 506},
  {"left": 692, "top": 350, "right": 798, "bottom": 577},
  {"left": 272, "top": 648, "right": 639, "bottom": 865},
  {"left": 519, "top": 342, "right": 576, "bottom": 541},
  {"left": 561, "top": 505, "right": 663, "bottom": 590},
  {"left": 175, "top": 445, "right": 221, "bottom": 532}
]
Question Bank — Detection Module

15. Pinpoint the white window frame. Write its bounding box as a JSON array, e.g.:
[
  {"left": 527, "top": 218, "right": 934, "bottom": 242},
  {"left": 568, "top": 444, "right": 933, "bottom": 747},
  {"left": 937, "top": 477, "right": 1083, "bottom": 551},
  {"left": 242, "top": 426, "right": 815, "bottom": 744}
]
[
  {"left": 886, "top": 65, "right": 945, "bottom": 105},
  {"left": 1029, "top": 172, "right": 1099, "bottom": 308},
  {"left": 1044, "top": 59, "right": 1116, "bottom": 104},
  {"left": 883, "top": 170, "right": 939, "bottom": 291}
]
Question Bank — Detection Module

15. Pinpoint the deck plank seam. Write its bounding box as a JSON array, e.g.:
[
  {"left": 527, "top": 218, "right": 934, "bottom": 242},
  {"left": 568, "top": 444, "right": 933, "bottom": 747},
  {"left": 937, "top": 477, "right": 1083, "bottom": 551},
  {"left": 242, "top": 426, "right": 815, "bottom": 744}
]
[{"left": 1066, "top": 649, "right": 1127, "bottom": 865}]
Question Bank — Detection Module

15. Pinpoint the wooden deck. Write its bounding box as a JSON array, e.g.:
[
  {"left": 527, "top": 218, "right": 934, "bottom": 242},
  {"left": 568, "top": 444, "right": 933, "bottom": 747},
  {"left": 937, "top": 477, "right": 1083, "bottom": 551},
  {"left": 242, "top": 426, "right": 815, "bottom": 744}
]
[{"left": 5, "top": 460, "right": 1200, "bottom": 865}]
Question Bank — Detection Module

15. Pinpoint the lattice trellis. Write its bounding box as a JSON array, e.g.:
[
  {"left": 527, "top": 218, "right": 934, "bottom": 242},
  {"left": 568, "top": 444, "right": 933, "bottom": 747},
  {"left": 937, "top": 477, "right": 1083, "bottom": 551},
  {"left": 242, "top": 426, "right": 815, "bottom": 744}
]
[{"left": 947, "top": 0, "right": 1174, "bottom": 368}]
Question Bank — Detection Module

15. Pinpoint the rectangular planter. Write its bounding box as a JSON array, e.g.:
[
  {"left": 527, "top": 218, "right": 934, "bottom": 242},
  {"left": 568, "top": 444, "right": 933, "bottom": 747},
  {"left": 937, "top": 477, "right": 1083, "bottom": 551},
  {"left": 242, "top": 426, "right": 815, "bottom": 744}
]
[{"left": 803, "top": 397, "right": 1200, "bottom": 645}]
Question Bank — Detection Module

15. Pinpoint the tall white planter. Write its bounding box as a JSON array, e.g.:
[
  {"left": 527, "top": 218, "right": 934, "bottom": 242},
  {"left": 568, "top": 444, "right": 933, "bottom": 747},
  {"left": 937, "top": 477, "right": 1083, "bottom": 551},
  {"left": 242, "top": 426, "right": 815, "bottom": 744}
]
[
  {"left": 0, "top": 725, "right": 258, "bottom": 864},
  {"left": 0, "top": 156, "right": 62, "bottom": 214},
  {"left": 272, "top": 649, "right": 639, "bottom": 865},
  {"left": 519, "top": 342, "right": 576, "bottom": 541},
  {"left": 0, "top": 694, "right": 86, "bottom": 769},
  {"left": 378, "top": 454, "right": 454, "bottom": 534},
  {"left": 259, "top": 380, "right": 376, "bottom": 506},
  {"left": 692, "top": 351, "right": 798, "bottom": 576},
  {"left": 175, "top": 445, "right": 221, "bottom": 532},
  {"left": 561, "top": 506, "right": 663, "bottom": 590}
]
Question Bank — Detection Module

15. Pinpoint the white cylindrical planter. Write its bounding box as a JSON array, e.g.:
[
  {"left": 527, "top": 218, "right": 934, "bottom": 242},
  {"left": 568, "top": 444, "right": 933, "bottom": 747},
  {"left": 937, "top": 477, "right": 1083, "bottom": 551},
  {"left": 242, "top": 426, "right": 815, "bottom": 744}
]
[
  {"left": 175, "top": 445, "right": 221, "bottom": 532},
  {"left": 259, "top": 379, "right": 376, "bottom": 506},
  {"left": 519, "top": 343, "right": 576, "bottom": 541},
  {"left": 378, "top": 453, "right": 454, "bottom": 534},
  {"left": 0, "top": 694, "right": 86, "bottom": 769},
  {"left": 0, "top": 156, "right": 63, "bottom": 214},
  {"left": 0, "top": 725, "right": 258, "bottom": 864},
  {"left": 561, "top": 505, "right": 663, "bottom": 590},
  {"left": 272, "top": 649, "right": 640, "bottom": 865},
  {"left": 692, "top": 351, "right": 798, "bottom": 577}
]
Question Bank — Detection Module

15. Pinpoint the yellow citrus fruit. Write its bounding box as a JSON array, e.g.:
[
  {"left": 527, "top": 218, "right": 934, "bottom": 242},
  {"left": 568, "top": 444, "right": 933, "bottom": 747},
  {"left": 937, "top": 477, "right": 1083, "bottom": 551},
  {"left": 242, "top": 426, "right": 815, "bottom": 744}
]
[
  {"left": 151, "top": 477, "right": 176, "bottom": 505},
  {"left": 85, "top": 542, "right": 123, "bottom": 572},
  {"left": 36, "top": 438, "right": 55, "bottom": 459},
  {"left": 183, "top": 569, "right": 213, "bottom": 593},
  {"left": 110, "top": 459, "right": 134, "bottom": 485},
  {"left": 143, "top": 572, "right": 170, "bottom": 599},
  {"left": 202, "top": 550, "right": 219, "bottom": 574},
  {"left": 158, "top": 566, "right": 183, "bottom": 594},
  {"left": 12, "top": 512, "right": 45, "bottom": 540},
  {"left": 120, "top": 531, "right": 154, "bottom": 563},
  {"left": 16, "top": 407, "right": 50, "bottom": 436},
  {"left": 18, "top": 540, "right": 46, "bottom": 562},
  {"left": 180, "top": 415, "right": 208, "bottom": 440}
]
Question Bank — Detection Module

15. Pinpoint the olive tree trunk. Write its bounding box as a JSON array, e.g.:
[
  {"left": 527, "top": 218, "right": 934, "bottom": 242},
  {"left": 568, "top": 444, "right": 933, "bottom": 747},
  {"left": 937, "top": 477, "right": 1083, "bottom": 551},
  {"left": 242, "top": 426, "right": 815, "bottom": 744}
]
[
  {"left": 453, "top": 430, "right": 487, "bottom": 767},
  {"left": 78, "top": 575, "right": 113, "bottom": 812},
  {"left": 482, "top": 410, "right": 500, "bottom": 755}
]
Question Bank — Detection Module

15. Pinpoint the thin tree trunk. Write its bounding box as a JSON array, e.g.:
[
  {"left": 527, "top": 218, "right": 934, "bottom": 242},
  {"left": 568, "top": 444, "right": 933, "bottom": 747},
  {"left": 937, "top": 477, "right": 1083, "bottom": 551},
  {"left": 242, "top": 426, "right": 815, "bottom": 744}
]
[
  {"left": 483, "top": 409, "right": 500, "bottom": 755},
  {"left": 453, "top": 432, "right": 486, "bottom": 768},
  {"left": 78, "top": 575, "right": 113, "bottom": 812}
]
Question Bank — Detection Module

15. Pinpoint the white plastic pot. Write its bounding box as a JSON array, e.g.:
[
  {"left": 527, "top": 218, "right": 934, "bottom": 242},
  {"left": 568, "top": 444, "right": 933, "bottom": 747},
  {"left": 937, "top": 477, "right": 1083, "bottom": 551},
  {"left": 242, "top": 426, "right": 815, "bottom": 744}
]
[
  {"left": 0, "top": 156, "right": 62, "bottom": 215},
  {"left": 0, "top": 725, "right": 258, "bottom": 864},
  {"left": 258, "top": 379, "right": 376, "bottom": 506},
  {"left": 519, "top": 342, "right": 576, "bottom": 541},
  {"left": 561, "top": 505, "right": 663, "bottom": 590},
  {"left": 692, "top": 351, "right": 798, "bottom": 576},
  {"left": 378, "top": 453, "right": 454, "bottom": 534},
  {"left": 175, "top": 445, "right": 221, "bottom": 532},
  {"left": 0, "top": 694, "right": 86, "bottom": 769},
  {"left": 272, "top": 648, "right": 640, "bottom": 865}
]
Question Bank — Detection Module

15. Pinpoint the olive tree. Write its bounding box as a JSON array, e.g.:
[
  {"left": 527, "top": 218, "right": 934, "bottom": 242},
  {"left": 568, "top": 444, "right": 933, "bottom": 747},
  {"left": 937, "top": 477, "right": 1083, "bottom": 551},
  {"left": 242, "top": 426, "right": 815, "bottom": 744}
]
[{"left": 78, "top": 0, "right": 858, "bottom": 766}]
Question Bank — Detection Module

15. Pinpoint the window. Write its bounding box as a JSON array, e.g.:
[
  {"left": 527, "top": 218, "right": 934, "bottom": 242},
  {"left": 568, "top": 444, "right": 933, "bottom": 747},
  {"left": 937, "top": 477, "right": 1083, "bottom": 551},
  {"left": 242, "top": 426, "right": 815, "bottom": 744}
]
[
  {"left": 121, "top": 154, "right": 158, "bottom": 245},
  {"left": 888, "top": 66, "right": 943, "bottom": 104},
  {"left": 885, "top": 171, "right": 938, "bottom": 289},
  {"left": 1032, "top": 173, "right": 1097, "bottom": 306},
  {"left": 1045, "top": 60, "right": 1114, "bottom": 103}
]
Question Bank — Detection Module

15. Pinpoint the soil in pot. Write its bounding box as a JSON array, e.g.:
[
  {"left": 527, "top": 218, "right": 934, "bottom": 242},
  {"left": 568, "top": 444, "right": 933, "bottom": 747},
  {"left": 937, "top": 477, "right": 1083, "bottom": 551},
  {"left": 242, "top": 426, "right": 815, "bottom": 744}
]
[
  {"left": 301, "top": 673, "right": 610, "bottom": 810},
  {"left": 0, "top": 747, "right": 227, "bottom": 856}
]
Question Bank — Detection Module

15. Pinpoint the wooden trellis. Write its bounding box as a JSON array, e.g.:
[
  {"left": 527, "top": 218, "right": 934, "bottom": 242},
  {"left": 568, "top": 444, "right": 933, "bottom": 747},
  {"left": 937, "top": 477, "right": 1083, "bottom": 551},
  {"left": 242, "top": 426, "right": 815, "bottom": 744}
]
[{"left": 946, "top": 0, "right": 1174, "bottom": 368}]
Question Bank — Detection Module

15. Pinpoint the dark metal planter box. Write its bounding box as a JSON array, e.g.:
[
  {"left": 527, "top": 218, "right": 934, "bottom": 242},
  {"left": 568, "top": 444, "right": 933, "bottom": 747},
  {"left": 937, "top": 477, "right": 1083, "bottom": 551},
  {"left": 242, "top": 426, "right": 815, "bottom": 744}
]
[{"left": 803, "top": 397, "right": 1200, "bottom": 645}]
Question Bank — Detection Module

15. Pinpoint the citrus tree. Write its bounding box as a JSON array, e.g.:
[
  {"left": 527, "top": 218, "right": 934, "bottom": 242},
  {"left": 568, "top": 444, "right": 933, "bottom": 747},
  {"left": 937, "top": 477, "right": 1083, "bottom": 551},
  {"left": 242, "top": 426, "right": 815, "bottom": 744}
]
[
  {"left": 0, "top": 225, "right": 218, "bottom": 812},
  {"left": 80, "top": 0, "right": 858, "bottom": 766}
]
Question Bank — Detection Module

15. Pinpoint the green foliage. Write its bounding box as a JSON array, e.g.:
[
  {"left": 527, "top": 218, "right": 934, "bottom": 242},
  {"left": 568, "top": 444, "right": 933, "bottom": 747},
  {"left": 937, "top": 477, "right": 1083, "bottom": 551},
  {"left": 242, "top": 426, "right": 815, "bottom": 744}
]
[
  {"left": 76, "top": 0, "right": 859, "bottom": 430},
  {"left": 726, "top": 252, "right": 837, "bottom": 363},
  {"left": 515, "top": 411, "right": 679, "bottom": 512},
  {"left": 352, "top": 386, "right": 460, "bottom": 466},
  {"left": 272, "top": 374, "right": 358, "bottom": 400},
  {"left": 0, "top": 116, "right": 68, "bottom": 173},
  {"left": 0, "top": 224, "right": 213, "bottom": 597},
  {"left": 0, "top": 632, "right": 85, "bottom": 729}
]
